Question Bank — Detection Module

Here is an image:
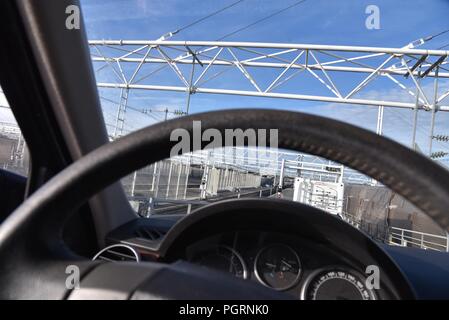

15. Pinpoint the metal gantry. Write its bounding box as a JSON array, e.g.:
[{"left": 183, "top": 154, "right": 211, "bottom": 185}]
[
  {"left": 89, "top": 40, "right": 449, "bottom": 154},
  {"left": 90, "top": 41, "right": 449, "bottom": 108}
]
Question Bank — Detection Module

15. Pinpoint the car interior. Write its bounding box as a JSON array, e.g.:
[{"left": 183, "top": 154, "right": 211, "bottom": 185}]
[{"left": 0, "top": 0, "right": 449, "bottom": 301}]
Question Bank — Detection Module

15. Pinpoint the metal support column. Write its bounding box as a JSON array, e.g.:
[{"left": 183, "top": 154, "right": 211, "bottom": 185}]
[
  {"left": 131, "top": 171, "right": 137, "bottom": 197},
  {"left": 114, "top": 88, "right": 129, "bottom": 138},
  {"left": 154, "top": 162, "right": 161, "bottom": 198},
  {"left": 429, "top": 67, "right": 440, "bottom": 156},
  {"left": 183, "top": 162, "right": 190, "bottom": 199},
  {"left": 175, "top": 162, "right": 182, "bottom": 200},
  {"left": 279, "top": 159, "right": 285, "bottom": 190},
  {"left": 411, "top": 71, "right": 421, "bottom": 150},
  {"left": 186, "top": 58, "right": 196, "bottom": 114},
  {"left": 151, "top": 163, "right": 158, "bottom": 192},
  {"left": 165, "top": 161, "right": 173, "bottom": 198},
  {"left": 376, "top": 106, "right": 384, "bottom": 135}
]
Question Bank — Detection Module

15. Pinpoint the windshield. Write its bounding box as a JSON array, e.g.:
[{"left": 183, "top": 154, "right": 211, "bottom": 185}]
[
  {"left": 0, "top": 87, "right": 29, "bottom": 176},
  {"left": 83, "top": 0, "right": 449, "bottom": 160},
  {"left": 81, "top": 0, "right": 449, "bottom": 252}
]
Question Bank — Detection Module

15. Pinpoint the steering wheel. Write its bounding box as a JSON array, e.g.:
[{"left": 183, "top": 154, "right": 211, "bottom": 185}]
[{"left": 0, "top": 109, "right": 449, "bottom": 299}]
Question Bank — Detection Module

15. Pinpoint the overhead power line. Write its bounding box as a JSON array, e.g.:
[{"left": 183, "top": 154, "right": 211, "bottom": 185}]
[
  {"left": 99, "top": 96, "right": 185, "bottom": 121},
  {"left": 431, "top": 28, "right": 449, "bottom": 40},
  {"left": 177, "top": 0, "right": 245, "bottom": 33},
  {"left": 390, "top": 28, "right": 449, "bottom": 70},
  {"left": 160, "top": 0, "right": 246, "bottom": 40},
  {"left": 438, "top": 41, "right": 449, "bottom": 50},
  {"left": 217, "top": 0, "right": 308, "bottom": 41},
  {"left": 398, "top": 27, "right": 449, "bottom": 50}
]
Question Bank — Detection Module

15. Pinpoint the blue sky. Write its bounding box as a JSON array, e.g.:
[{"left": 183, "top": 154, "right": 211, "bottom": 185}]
[{"left": 78, "top": 0, "right": 449, "bottom": 162}]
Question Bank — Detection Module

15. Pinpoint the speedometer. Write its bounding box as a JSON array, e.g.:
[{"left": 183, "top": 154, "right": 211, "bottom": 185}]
[
  {"left": 302, "top": 268, "right": 377, "bottom": 300},
  {"left": 190, "top": 245, "right": 248, "bottom": 279},
  {"left": 254, "top": 244, "right": 302, "bottom": 291}
]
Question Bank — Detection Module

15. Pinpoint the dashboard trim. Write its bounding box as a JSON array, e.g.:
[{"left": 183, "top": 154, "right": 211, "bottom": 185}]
[{"left": 92, "top": 243, "right": 141, "bottom": 262}]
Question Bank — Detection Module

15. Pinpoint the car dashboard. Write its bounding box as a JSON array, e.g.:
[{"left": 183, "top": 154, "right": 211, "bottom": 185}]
[
  {"left": 184, "top": 230, "right": 379, "bottom": 300},
  {"left": 97, "top": 198, "right": 449, "bottom": 300},
  {"left": 104, "top": 212, "right": 408, "bottom": 300}
]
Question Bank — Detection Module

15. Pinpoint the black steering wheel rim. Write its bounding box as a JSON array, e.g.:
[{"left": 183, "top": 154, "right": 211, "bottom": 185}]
[{"left": 1, "top": 109, "right": 449, "bottom": 299}]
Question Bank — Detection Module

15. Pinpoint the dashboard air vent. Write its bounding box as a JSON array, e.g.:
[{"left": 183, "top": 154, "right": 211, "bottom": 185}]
[{"left": 92, "top": 244, "right": 140, "bottom": 262}]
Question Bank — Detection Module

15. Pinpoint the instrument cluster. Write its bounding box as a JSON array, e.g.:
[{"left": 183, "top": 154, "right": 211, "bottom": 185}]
[{"left": 185, "top": 231, "right": 377, "bottom": 300}]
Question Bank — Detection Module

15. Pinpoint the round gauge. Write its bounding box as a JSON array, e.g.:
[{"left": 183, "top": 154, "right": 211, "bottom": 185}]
[
  {"left": 254, "top": 244, "right": 302, "bottom": 291},
  {"left": 190, "top": 245, "right": 248, "bottom": 279},
  {"left": 303, "top": 269, "right": 376, "bottom": 300}
]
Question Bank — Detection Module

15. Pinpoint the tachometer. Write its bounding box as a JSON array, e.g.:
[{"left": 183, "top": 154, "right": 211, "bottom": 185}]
[
  {"left": 254, "top": 244, "right": 302, "bottom": 291},
  {"left": 190, "top": 245, "right": 248, "bottom": 279},
  {"left": 302, "top": 268, "right": 376, "bottom": 300}
]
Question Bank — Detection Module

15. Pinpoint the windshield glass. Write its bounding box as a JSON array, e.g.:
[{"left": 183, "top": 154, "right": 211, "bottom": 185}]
[
  {"left": 81, "top": 0, "right": 449, "bottom": 252},
  {"left": 0, "top": 87, "right": 29, "bottom": 176},
  {"left": 82, "top": 0, "right": 449, "bottom": 161}
]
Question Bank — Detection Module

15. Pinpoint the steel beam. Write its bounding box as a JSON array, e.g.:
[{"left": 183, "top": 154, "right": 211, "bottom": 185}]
[{"left": 97, "top": 83, "right": 449, "bottom": 111}]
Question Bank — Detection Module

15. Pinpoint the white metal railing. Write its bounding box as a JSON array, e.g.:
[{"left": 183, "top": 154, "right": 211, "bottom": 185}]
[
  {"left": 388, "top": 227, "right": 449, "bottom": 252},
  {"left": 341, "top": 212, "right": 388, "bottom": 242}
]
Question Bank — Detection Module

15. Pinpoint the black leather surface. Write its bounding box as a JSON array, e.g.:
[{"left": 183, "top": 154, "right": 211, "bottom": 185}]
[
  {"left": 131, "top": 261, "right": 292, "bottom": 300},
  {"left": 0, "top": 169, "right": 26, "bottom": 222}
]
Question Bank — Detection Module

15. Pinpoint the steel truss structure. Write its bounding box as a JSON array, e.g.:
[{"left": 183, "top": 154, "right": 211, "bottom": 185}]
[
  {"left": 89, "top": 40, "right": 449, "bottom": 154},
  {"left": 90, "top": 40, "right": 449, "bottom": 109}
]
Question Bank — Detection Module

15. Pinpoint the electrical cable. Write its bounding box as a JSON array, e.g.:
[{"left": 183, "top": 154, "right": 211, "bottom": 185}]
[
  {"left": 99, "top": 96, "right": 171, "bottom": 122},
  {"left": 176, "top": 0, "right": 246, "bottom": 34},
  {"left": 430, "top": 28, "right": 449, "bottom": 40},
  {"left": 217, "top": 0, "right": 308, "bottom": 41},
  {"left": 160, "top": 0, "right": 246, "bottom": 40},
  {"left": 438, "top": 42, "right": 449, "bottom": 50}
]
